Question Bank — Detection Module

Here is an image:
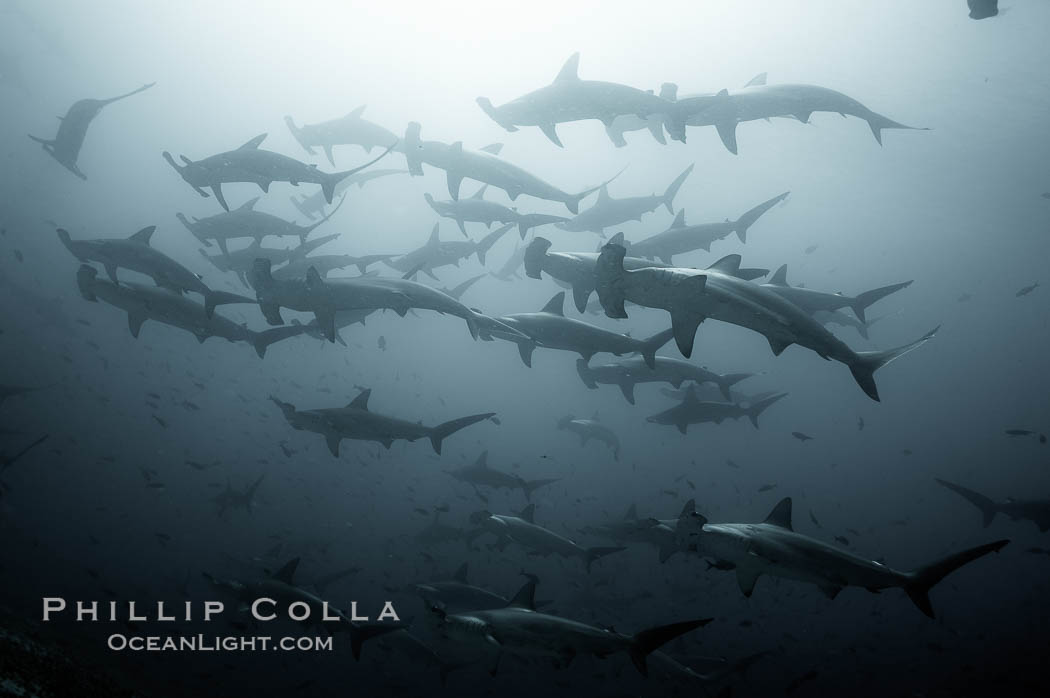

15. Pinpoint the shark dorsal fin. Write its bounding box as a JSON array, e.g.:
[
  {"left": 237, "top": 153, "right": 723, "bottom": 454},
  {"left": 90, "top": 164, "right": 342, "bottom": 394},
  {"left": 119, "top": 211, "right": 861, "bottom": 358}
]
[
  {"left": 453, "top": 562, "right": 469, "bottom": 584},
  {"left": 348, "top": 105, "right": 366, "bottom": 118},
  {"left": 763, "top": 497, "right": 793, "bottom": 530},
  {"left": 659, "top": 82, "right": 679, "bottom": 101},
  {"left": 541, "top": 292, "right": 565, "bottom": 316},
  {"left": 671, "top": 209, "right": 686, "bottom": 228},
  {"left": 607, "top": 231, "right": 625, "bottom": 247},
  {"left": 625, "top": 503, "right": 637, "bottom": 520},
  {"left": 348, "top": 389, "right": 371, "bottom": 410},
  {"left": 474, "top": 450, "right": 488, "bottom": 468},
  {"left": 679, "top": 499, "right": 696, "bottom": 519},
  {"left": 769, "top": 264, "right": 789, "bottom": 286},
  {"left": 683, "top": 385, "right": 699, "bottom": 404},
  {"left": 506, "top": 580, "right": 537, "bottom": 610},
  {"left": 427, "top": 224, "right": 441, "bottom": 245},
  {"left": 597, "top": 184, "right": 611, "bottom": 204},
  {"left": 449, "top": 141, "right": 464, "bottom": 155},
  {"left": 744, "top": 72, "right": 767, "bottom": 87},
  {"left": 555, "top": 52, "right": 580, "bottom": 82},
  {"left": 478, "top": 143, "right": 503, "bottom": 155},
  {"left": 129, "top": 226, "right": 157, "bottom": 245},
  {"left": 518, "top": 503, "right": 536, "bottom": 524},
  {"left": 271, "top": 557, "right": 299, "bottom": 584},
  {"left": 717, "top": 89, "right": 729, "bottom": 97},
  {"left": 237, "top": 197, "right": 260, "bottom": 211},
  {"left": 470, "top": 185, "right": 489, "bottom": 200},
  {"left": 707, "top": 254, "right": 742, "bottom": 275},
  {"left": 238, "top": 133, "right": 267, "bottom": 150}
]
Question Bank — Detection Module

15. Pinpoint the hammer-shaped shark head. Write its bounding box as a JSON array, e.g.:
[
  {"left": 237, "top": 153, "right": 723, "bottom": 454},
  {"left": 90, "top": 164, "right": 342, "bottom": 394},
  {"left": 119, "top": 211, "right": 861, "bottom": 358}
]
[
  {"left": 523, "top": 237, "right": 552, "bottom": 280},
  {"left": 162, "top": 151, "right": 210, "bottom": 194}
]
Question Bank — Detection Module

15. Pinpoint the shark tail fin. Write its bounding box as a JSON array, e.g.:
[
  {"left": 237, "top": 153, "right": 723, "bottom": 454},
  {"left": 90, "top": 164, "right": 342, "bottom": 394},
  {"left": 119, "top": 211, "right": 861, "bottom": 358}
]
[
  {"left": 734, "top": 191, "right": 790, "bottom": 243},
  {"left": 28, "top": 134, "right": 54, "bottom": 148},
  {"left": 662, "top": 164, "right": 694, "bottom": 214},
  {"left": 252, "top": 324, "right": 306, "bottom": 359},
  {"left": 866, "top": 111, "right": 930, "bottom": 146},
  {"left": 646, "top": 115, "right": 667, "bottom": 145},
  {"left": 522, "top": 478, "right": 560, "bottom": 501},
  {"left": 349, "top": 621, "right": 402, "bottom": 661},
  {"left": 325, "top": 142, "right": 397, "bottom": 202},
  {"left": 935, "top": 478, "right": 1000, "bottom": 528},
  {"left": 746, "top": 392, "right": 787, "bottom": 428},
  {"left": 476, "top": 223, "right": 512, "bottom": 265},
  {"left": 584, "top": 546, "right": 626, "bottom": 573},
  {"left": 629, "top": 619, "right": 712, "bottom": 677},
  {"left": 640, "top": 328, "right": 676, "bottom": 369},
  {"left": 849, "top": 280, "right": 913, "bottom": 323},
  {"left": 849, "top": 326, "right": 939, "bottom": 401},
  {"left": 575, "top": 358, "right": 597, "bottom": 389},
  {"left": 904, "top": 540, "right": 1009, "bottom": 618},
  {"left": 429, "top": 413, "right": 495, "bottom": 454},
  {"left": 717, "top": 372, "right": 752, "bottom": 400}
]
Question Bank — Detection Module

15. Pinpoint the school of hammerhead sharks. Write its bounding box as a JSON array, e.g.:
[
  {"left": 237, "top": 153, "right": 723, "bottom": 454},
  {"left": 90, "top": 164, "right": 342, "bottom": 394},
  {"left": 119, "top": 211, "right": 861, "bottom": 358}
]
[{"left": 17, "top": 48, "right": 1029, "bottom": 691}]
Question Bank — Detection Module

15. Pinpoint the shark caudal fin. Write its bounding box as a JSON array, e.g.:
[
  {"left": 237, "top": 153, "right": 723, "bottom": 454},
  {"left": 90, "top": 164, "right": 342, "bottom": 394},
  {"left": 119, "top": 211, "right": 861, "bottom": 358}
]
[
  {"left": 628, "top": 619, "right": 713, "bottom": 677},
  {"left": 475, "top": 96, "right": 515, "bottom": 132},
  {"left": 565, "top": 167, "right": 626, "bottom": 214},
  {"left": 849, "top": 280, "right": 913, "bottom": 323},
  {"left": 575, "top": 359, "right": 598, "bottom": 389},
  {"left": 935, "top": 478, "right": 1000, "bottom": 528},
  {"left": 866, "top": 111, "right": 930, "bottom": 146},
  {"left": 521, "top": 477, "right": 560, "bottom": 501},
  {"left": 734, "top": 191, "right": 790, "bottom": 243},
  {"left": 662, "top": 164, "right": 694, "bottom": 214},
  {"left": 251, "top": 324, "right": 308, "bottom": 359},
  {"left": 903, "top": 539, "right": 1009, "bottom": 618},
  {"left": 475, "top": 223, "right": 513, "bottom": 265},
  {"left": 348, "top": 621, "right": 403, "bottom": 661},
  {"left": 523, "top": 237, "right": 552, "bottom": 279},
  {"left": 584, "top": 546, "right": 626, "bottom": 573},
  {"left": 746, "top": 392, "right": 788, "bottom": 428},
  {"left": 595, "top": 243, "right": 629, "bottom": 318},
  {"left": 303, "top": 193, "right": 347, "bottom": 236},
  {"left": 849, "top": 326, "right": 939, "bottom": 401},
  {"left": 640, "top": 328, "right": 676, "bottom": 369},
  {"left": 289, "top": 195, "right": 317, "bottom": 220},
  {"left": 717, "top": 372, "right": 753, "bottom": 400},
  {"left": 429, "top": 413, "right": 495, "bottom": 454},
  {"left": 324, "top": 142, "right": 397, "bottom": 203}
]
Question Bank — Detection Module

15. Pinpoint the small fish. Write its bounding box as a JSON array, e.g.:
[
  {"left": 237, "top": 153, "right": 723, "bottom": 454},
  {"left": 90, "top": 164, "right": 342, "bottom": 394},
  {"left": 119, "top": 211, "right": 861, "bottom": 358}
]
[
  {"left": 792, "top": 431, "right": 813, "bottom": 442},
  {"left": 182, "top": 400, "right": 200, "bottom": 411},
  {"left": 489, "top": 416, "right": 501, "bottom": 425},
  {"left": 809, "top": 510, "right": 821, "bottom": 528},
  {"left": 857, "top": 417, "right": 864, "bottom": 431},
  {"left": 804, "top": 244, "right": 818, "bottom": 254},
  {"left": 1016, "top": 283, "right": 1039, "bottom": 297},
  {"left": 1041, "top": 192, "right": 1050, "bottom": 199},
  {"left": 1005, "top": 429, "right": 1035, "bottom": 437},
  {"left": 13, "top": 250, "right": 23, "bottom": 262},
  {"left": 957, "top": 293, "right": 972, "bottom": 303},
  {"left": 834, "top": 535, "right": 850, "bottom": 546},
  {"left": 726, "top": 459, "right": 740, "bottom": 469},
  {"left": 758, "top": 483, "right": 777, "bottom": 492},
  {"left": 377, "top": 335, "right": 386, "bottom": 351},
  {"left": 1025, "top": 547, "right": 1050, "bottom": 556},
  {"left": 152, "top": 415, "right": 167, "bottom": 428}
]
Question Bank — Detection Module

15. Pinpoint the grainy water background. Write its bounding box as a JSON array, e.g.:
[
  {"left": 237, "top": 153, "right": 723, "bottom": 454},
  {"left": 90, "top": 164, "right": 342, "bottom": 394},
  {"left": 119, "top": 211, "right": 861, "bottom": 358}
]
[{"left": 1, "top": 1, "right": 1048, "bottom": 696}]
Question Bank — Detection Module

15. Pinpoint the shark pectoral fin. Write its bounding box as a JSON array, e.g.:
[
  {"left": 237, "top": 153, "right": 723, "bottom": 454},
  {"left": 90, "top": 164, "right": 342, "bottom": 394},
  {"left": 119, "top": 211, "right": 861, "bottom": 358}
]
[
  {"left": 446, "top": 172, "right": 463, "bottom": 200},
  {"left": 127, "top": 313, "right": 146, "bottom": 338},
  {"left": 216, "top": 238, "right": 230, "bottom": 257},
  {"left": 517, "top": 342, "right": 535, "bottom": 368},
  {"left": 260, "top": 303, "right": 284, "bottom": 326},
  {"left": 618, "top": 382, "right": 636, "bottom": 404},
  {"left": 671, "top": 312, "right": 704, "bottom": 358},
  {"left": 322, "top": 144, "right": 335, "bottom": 167},
  {"left": 324, "top": 433, "right": 341, "bottom": 457},
  {"left": 316, "top": 310, "right": 337, "bottom": 343},
  {"left": 210, "top": 184, "right": 229, "bottom": 211},
  {"left": 767, "top": 336, "right": 792, "bottom": 356},
  {"left": 675, "top": 422, "right": 688, "bottom": 435},
  {"left": 818, "top": 583, "right": 843, "bottom": 600},
  {"left": 258, "top": 180, "right": 271, "bottom": 193},
  {"left": 571, "top": 284, "right": 592, "bottom": 313},
  {"left": 716, "top": 121, "right": 739, "bottom": 155},
  {"left": 539, "top": 123, "right": 563, "bottom": 147},
  {"left": 104, "top": 263, "right": 119, "bottom": 284},
  {"left": 736, "top": 567, "right": 760, "bottom": 597}
]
